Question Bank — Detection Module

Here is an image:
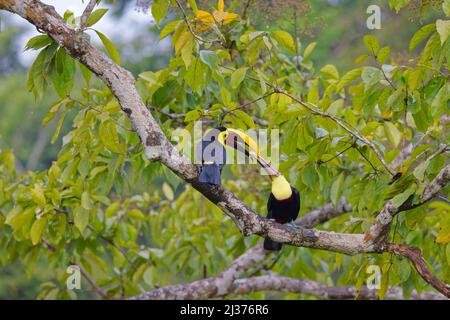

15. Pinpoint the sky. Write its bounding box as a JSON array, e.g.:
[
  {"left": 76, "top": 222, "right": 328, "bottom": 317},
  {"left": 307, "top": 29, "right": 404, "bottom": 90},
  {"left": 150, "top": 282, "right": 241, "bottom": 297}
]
[{"left": 1, "top": 0, "right": 158, "bottom": 66}]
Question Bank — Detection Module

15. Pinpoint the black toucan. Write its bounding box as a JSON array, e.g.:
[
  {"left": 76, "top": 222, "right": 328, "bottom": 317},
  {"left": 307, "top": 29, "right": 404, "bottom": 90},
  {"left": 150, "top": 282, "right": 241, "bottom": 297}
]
[
  {"left": 263, "top": 175, "right": 301, "bottom": 251},
  {"left": 197, "top": 127, "right": 261, "bottom": 185},
  {"left": 236, "top": 140, "right": 301, "bottom": 251},
  {"left": 197, "top": 127, "right": 227, "bottom": 185}
]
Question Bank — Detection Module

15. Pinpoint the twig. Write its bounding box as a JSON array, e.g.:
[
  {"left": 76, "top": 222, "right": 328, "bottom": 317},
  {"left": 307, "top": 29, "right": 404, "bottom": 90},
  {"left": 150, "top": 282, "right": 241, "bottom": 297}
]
[
  {"left": 87, "top": 224, "right": 132, "bottom": 265},
  {"left": 318, "top": 145, "right": 353, "bottom": 165},
  {"left": 79, "top": 0, "right": 98, "bottom": 30},
  {"left": 220, "top": 90, "right": 275, "bottom": 124},
  {"left": 242, "top": 0, "right": 253, "bottom": 20},
  {"left": 73, "top": 262, "right": 109, "bottom": 298},
  {"left": 355, "top": 146, "right": 379, "bottom": 173}
]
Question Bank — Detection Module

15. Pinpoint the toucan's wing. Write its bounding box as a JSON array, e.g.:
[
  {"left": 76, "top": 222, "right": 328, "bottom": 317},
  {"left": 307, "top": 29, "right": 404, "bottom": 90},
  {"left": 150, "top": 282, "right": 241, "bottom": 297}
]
[
  {"left": 292, "top": 187, "right": 301, "bottom": 220},
  {"left": 266, "top": 193, "right": 276, "bottom": 219}
]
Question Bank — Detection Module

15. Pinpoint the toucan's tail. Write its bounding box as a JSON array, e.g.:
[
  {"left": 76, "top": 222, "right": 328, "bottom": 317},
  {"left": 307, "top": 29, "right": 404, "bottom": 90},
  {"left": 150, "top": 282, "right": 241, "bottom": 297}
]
[
  {"left": 199, "top": 164, "right": 222, "bottom": 185},
  {"left": 263, "top": 239, "right": 282, "bottom": 251}
]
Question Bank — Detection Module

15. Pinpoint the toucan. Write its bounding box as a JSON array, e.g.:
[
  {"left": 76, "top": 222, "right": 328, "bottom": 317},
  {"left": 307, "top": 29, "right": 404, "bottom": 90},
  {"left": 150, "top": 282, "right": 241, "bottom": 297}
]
[
  {"left": 198, "top": 126, "right": 301, "bottom": 251},
  {"left": 197, "top": 127, "right": 261, "bottom": 185}
]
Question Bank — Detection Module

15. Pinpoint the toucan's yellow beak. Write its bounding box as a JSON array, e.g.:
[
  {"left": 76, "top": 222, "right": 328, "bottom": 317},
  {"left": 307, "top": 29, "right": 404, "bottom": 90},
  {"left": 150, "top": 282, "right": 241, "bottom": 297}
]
[{"left": 222, "top": 128, "right": 280, "bottom": 176}]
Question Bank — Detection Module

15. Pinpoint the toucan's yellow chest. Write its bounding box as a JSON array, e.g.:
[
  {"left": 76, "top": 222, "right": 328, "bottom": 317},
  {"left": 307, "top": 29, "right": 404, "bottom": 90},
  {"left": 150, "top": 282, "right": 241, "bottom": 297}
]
[{"left": 271, "top": 175, "right": 292, "bottom": 200}]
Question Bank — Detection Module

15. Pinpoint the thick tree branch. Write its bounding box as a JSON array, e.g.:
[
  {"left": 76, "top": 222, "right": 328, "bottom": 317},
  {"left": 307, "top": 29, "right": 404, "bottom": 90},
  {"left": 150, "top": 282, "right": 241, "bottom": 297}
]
[
  {"left": 366, "top": 164, "right": 450, "bottom": 245},
  {"left": 229, "top": 276, "right": 447, "bottom": 300},
  {"left": 132, "top": 273, "right": 447, "bottom": 300},
  {"left": 384, "top": 243, "right": 450, "bottom": 298}
]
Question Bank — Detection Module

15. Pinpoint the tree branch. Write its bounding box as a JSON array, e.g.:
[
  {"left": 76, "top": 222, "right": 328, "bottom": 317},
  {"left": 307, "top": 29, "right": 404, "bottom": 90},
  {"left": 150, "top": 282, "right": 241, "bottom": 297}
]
[
  {"left": 79, "top": 0, "right": 98, "bottom": 30},
  {"left": 74, "top": 263, "right": 109, "bottom": 298},
  {"left": 229, "top": 275, "right": 447, "bottom": 300},
  {"left": 384, "top": 243, "right": 450, "bottom": 298},
  {"left": 366, "top": 164, "right": 450, "bottom": 245}
]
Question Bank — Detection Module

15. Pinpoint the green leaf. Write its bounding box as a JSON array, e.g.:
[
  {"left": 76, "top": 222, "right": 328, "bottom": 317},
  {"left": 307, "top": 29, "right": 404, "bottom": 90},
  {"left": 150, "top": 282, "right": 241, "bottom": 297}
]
[
  {"left": 184, "top": 110, "right": 202, "bottom": 122},
  {"left": 302, "top": 164, "right": 318, "bottom": 188},
  {"left": 354, "top": 54, "right": 370, "bottom": 65},
  {"left": 443, "top": 0, "right": 450, "bottom": 16},
  {"left": 31, "top": 184, "right": 46, "bottom": 207},
  {"left": 27, "top": 43, "right": 58, "bottom": 99},
  {"left": 303, "top": 42, "right": 316, "bottom": 59},
  {"left": 377, "top": 46, "right": 391, "bottom": 64},
  {"left": 272, "top": 30, "right": 296, "bottom": 52},
  {"left": 181, "top": 32, "right": 194, "bottom": 68},
  {"left": 85, "top": 8, "right": 108, "bottom": 27},
  {"left": 431, "top": 84, "right": 448, "bottom": 117},
  {"left": 185, "top": 58, "right": 206, "bottom": 93},
  {"left": 127, "top": 209, "right": 146, "bottom": 220},
  {"left": 436, "top": 19, "right": 450, "bottom": 45},
  {"left": 230, "top": 67, "right": 248, "bottom": 89},
  {"left": 81, "top": 191, "right": 92, "bottom": 210},
  {"left": 74, "top": 206, "right": 89, "bottom": 233},
  {"left": 383, "top": 122, "right": 402, "bottom": 147},
  {"left": 160, "top": 20, "right": 181, "bottom": 39},
  {"left": 105, "top": 202, "right": 120, "bottom": 218},
  {"left": 330, "top": 173, "right": 344, "bottom": 206},
  {"left": 436, "top": 224, "right": 450, "bottom": 244},
  {"left": 361, "top": 67, "right": 383, "bottom": 89},
  {"left": 413, "top": 159, "right": 430, "bottom": 181},
  {"left": 51, "top": 110, "right": 67, "bottom": 144},
  {"left": 53, "top": 49, "right": 76, "bottom": 97},
  {"left": 42, "top": 98, "right": 68, "bottom": 127},
  {"left": 79, "top": 63, "right": 92, "bottom": 84},
  {"left": 363, "top": 35, "right": 379, "bottom": 54},
  {"left": 378, "top": 266, "right": 390, "bottom": 300},
  {"left": 336, "top": 68, "right": 362, "bottom": 91},
  {"left": 320, "top": 64, "right": 339, "bottom": 80},
  {"left": 234, "top": 110, "right": 255, "bottom": 129},
  {"left": 95, "top": 30, "right": 121, "bottom": 64},
  {"left": 388, "top": 0, "right": 411, "bottom": 13},
  {"left": 188, "top": 0, "right": 198, "bottom": 13},
  {"left": 162, "top": 182, "right": 174, "bottom": 201},
  {"left": 392, "top": 187, "right": 416, "bottom": 207},
  {"left": 152, "top": 0, "right": 169, "bottom": 26},
  {"left": 99, "top": 120, "right": 123, "bottom": 154},
  {"left": 152, "top": 80, "right": 178, "bottom": 107},
  {"left": 30, "top": 217, "right": 48, "bottom": 245},
  {"left": 25, "top": 35, "right": 53, "bottom": 51},
  {"left": 409, "top": 23, "right": 435, "bottom": 51},
  {"left": 446, "top": 243, "right": 450, "bottom": 264},
  {"left": 199, "top": 50, "right": 219, "bottom": 70}
]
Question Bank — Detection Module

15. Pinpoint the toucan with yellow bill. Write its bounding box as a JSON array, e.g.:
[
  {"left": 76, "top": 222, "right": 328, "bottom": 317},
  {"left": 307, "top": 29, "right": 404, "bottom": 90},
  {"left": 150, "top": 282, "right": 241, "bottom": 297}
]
[
  {"left": 198, "top": 127, "right": 301, "bottom": 251},
  {"left": 197, "top": 127, "right": 260, "bottom": 185}
]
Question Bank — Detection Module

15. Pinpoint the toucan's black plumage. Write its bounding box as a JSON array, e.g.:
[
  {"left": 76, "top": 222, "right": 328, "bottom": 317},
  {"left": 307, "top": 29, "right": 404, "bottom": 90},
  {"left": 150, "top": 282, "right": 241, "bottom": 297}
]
[
  {"left": 263, "top": 185, "right": 301, "bottom": 251},
  {"left": 197, "top": 127, "right": 227, "bottom": 185}
]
